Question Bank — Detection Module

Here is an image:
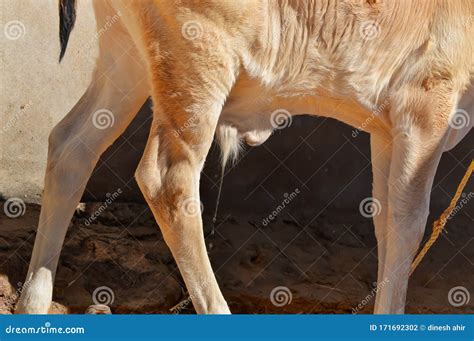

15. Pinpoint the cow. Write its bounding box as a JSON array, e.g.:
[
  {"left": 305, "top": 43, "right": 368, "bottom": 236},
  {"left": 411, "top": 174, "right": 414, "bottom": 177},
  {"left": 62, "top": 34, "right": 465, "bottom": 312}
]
[{"left": 16, "top": 0, "right": 473, "bottom": 314}]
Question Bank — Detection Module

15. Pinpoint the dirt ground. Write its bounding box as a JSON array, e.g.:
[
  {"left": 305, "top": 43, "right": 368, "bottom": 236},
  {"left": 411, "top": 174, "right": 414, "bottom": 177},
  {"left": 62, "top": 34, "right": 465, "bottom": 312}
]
[{"left": 0, "top": 201, "right": 472, "bottom": 314}]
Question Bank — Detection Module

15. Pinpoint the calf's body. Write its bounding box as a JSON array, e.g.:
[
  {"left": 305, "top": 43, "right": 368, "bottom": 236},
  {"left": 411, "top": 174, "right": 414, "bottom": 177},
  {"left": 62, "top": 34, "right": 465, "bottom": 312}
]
[{"left": 17, "top": 0, "right": 473, "bottom": 314}]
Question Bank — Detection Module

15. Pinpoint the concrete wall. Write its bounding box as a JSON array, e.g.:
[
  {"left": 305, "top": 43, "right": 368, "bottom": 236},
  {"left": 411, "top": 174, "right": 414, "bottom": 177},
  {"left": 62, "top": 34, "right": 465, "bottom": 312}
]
[
  {"left": 0, "top": 0, "right": 98, "bottom": 202},
  {"left": 1, "top": 2, "right": 473, "bottom": 217}
]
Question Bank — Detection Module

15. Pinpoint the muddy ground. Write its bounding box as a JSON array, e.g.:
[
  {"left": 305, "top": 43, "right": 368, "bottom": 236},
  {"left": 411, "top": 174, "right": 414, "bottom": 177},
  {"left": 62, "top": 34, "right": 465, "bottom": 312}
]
[{"left": 0, "top": 201, "right": 472, "bottom": 314}]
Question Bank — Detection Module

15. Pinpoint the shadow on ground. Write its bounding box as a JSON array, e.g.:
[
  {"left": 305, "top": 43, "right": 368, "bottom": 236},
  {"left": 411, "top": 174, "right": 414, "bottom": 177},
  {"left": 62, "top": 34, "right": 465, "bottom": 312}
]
[{"left": 1, "top": 201, "right": 472, "bottom": 314}]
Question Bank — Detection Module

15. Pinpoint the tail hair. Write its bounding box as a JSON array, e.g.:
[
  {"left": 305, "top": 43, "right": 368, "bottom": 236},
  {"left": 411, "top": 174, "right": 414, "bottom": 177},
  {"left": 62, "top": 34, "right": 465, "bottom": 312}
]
[
  {"left": 215, "top": 125, "right": 242, "bottom": 169},
  {"left": 59, "top": 0, "right": 77, "bottom": 62}
]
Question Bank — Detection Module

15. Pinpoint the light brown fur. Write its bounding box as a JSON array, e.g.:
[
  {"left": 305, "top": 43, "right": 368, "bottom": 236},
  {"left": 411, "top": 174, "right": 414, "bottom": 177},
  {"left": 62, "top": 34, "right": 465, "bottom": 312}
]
[{"left": 17, "top": 0, "right": 473, "bottom": 314}]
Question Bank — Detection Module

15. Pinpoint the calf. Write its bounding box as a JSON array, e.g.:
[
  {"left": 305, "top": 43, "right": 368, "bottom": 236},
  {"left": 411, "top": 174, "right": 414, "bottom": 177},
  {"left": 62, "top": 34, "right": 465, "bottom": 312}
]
[{"left": 17, "top": 0, "right": 473, "bottom": 314}]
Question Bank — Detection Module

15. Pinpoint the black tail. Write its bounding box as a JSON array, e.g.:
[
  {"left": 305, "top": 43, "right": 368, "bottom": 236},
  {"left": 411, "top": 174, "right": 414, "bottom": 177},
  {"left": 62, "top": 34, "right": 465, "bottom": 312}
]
[{"left": 59, "top": 0, "right": 76, "bottom": 62}]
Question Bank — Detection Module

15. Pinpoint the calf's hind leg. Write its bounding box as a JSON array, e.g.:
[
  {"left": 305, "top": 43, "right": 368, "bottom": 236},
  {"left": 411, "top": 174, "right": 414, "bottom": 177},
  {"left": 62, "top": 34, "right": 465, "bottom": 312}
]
[{"left": 16, "top": 41, "right": 149, "bottom": 314}]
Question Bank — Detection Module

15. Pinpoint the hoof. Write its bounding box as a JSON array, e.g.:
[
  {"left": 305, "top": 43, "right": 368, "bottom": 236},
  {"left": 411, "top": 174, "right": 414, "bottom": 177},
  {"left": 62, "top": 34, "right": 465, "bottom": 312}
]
[{"left": 85, "top": 304, "right": 111, "bottom": 314}]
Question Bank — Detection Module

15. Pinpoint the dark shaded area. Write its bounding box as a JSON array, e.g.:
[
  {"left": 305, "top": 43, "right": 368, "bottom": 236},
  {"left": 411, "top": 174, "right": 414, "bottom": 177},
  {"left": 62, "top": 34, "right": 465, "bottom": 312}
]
[
  {"left": 84, "top": 101, "right": 473, "bottom": 221},
  {"left": 1, "top": 202, "right": 472, "bottom": 314}
]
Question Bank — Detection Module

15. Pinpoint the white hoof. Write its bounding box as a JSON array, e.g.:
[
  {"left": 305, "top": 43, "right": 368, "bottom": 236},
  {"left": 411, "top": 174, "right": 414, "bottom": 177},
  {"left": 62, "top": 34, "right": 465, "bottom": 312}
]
[{"left": 15, "top": 269, "right": 53, "bottom": 314}]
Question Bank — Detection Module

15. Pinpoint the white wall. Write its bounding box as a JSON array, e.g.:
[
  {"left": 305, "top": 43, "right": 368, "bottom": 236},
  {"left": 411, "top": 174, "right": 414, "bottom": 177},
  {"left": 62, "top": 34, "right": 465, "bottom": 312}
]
[{"left": 1, "top": 0, "right": 98, "bottom": 202}]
